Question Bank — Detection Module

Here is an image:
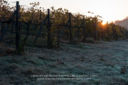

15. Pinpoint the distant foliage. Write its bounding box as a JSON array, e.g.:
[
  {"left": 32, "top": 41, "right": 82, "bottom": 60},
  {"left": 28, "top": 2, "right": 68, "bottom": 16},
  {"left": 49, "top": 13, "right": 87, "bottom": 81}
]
[{"left": 0, "top": 1, "right": 128, "bottom": 48}]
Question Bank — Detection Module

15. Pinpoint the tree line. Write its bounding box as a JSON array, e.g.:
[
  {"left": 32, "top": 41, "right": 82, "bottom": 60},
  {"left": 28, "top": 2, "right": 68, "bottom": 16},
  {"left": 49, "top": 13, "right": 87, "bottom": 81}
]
[{"left": 0, "top": 0, "right": 128, "bottom": 50}]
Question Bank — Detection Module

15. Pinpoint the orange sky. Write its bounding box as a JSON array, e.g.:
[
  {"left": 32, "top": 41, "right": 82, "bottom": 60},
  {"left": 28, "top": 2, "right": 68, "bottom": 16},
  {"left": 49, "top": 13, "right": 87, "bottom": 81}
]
[{"left": 8, "top": 0, "right": 128, "bottom": 23}]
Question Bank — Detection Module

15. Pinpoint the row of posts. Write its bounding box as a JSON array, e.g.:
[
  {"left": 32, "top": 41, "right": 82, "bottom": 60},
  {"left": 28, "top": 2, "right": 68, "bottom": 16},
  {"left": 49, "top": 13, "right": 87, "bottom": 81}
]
[
  {"left": 1, "top": 1, "right": 123, "bottom": 55},
  {"left": 15, "top": 2, "right": 57, "bottom": 54},
  {"left": 12, "top": 1, "right": 88, "bottom": 54}
]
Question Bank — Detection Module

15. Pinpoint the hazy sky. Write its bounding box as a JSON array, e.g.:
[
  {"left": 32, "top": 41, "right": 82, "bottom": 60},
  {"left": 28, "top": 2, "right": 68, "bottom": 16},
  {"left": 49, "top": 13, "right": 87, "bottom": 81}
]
[{"left": 8, "top": 0, "right": 128, "bottom": 23}]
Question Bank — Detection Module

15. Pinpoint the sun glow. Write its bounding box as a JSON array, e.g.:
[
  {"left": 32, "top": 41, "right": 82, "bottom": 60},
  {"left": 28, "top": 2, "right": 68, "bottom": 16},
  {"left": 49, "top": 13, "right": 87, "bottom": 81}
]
[
  {"left": 100, "top": 21, "right": 107, "bottom": 30},
  {"left": 101, "top": 21, "right": 106, "bottom": 26}
]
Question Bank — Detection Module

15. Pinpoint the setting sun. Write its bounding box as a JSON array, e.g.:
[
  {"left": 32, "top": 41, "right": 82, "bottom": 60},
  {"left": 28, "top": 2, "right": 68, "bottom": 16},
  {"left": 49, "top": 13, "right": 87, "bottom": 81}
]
[{"left": 101, "top": 21, "right": 107, "bottom": 26}]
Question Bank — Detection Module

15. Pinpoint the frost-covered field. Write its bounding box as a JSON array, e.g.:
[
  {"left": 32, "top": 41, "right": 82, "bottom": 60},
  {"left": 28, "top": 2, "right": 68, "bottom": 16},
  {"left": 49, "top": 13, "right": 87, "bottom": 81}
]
[{"left": 1, "top": 40, "right": 128, "bottom": 85}]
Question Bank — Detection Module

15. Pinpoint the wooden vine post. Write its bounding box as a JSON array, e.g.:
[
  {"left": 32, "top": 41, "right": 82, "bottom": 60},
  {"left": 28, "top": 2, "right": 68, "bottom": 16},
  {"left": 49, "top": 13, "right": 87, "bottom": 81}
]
[
  {"left": 15, "top": 1, "right": 21, "bottom": 54},
  {"left": 94, "top": 18, "right": 97, "bottom": 40},
  {"left": 68, "top": 13, "right": 73, "bottom": 42},
  {"left": 82, "top": 16, "right": 86, "bottom": 42},
  {"left": 0, "top": 23, "right": 4, "bottom": 41},
  {"left": 47, "top": 9, "right": 53, "bottom": 48}
]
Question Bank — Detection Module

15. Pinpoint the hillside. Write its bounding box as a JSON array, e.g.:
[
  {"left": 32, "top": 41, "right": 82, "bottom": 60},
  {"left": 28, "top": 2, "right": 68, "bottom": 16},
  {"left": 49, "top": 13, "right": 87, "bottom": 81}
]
[{"left": 115, "top": 17, "right": 128, "bottom": 30}]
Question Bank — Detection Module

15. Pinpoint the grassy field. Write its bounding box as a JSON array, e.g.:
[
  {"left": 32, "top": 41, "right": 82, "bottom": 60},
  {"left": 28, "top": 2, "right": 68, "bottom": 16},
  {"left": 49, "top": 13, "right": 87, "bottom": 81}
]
[{"left": 0, "top": 40, "right": 128, "bottom": 85}]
